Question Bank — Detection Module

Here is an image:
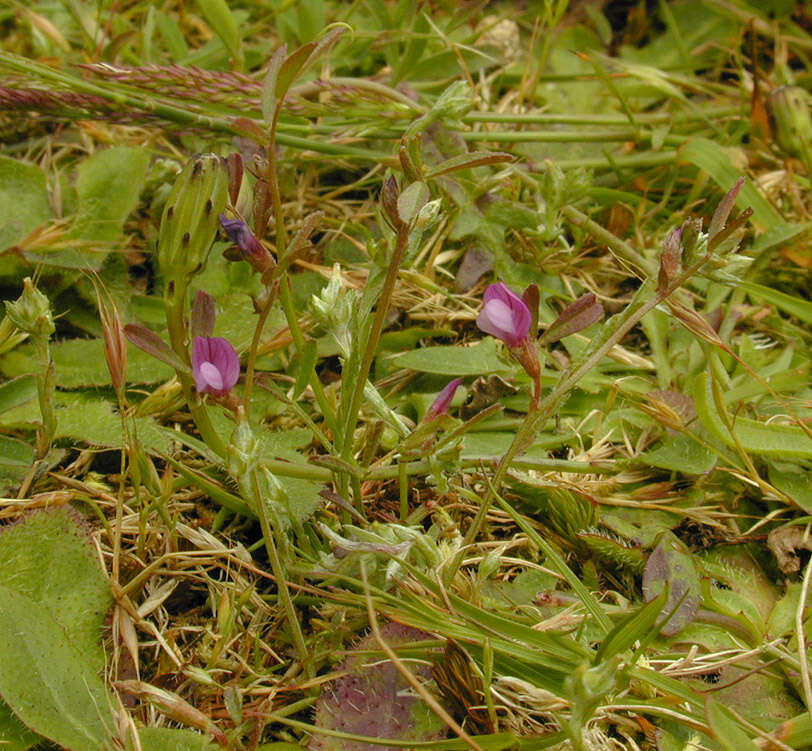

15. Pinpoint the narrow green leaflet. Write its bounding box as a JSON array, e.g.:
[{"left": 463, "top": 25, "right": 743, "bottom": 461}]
[
  {"left": 639, "top": 432, "right": 717, "bottom": 474},
  {"left": 692, "top": 372, "right": 812, "bottom": 459},
  {"left": 705, "top": 697, "right": 759, "bottom": 751},
  {"left": 195, "top": 0, "right": 242, "bottom": 68},
  {"left": 387, "top": 338, "right": 508, "bottom": 376},
  {"left": 679, "top": 138, "right": 783, "bottom": 231},
  {"left": 737, "top": 280, "right": 812, "bottom": 325},
  {"left": 595, "top": 592, "right": 667, "bottom": 662},
  {"left": 0, "top": 586, "right": 115, "bottom": 751}
]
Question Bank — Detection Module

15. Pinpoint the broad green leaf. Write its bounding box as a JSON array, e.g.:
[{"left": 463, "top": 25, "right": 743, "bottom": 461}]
[
  {"left": 135, "top": 727, "right": 213, "bottom": 751},
  {"left": 642, "top": 533, "right": 701, "bottom": 636},
  {"left": 0, "top": 434, "right": 34, "bottom": 468},
  {"left": 693, "top": 372, "right": 812, "bottom": 459},
  {"left": 1, "top": 337, "right": 174, "bottom": 387},
  {"left": 0, "top": 374, "right": 37, "bottom": 414},
  {"left": 69, "top": 147, "right": 150, "bottom": 244},
  {"left": 766, "top": 582, "right": 803, "bottom": 638},
  {"left": 0, "top": 392, "right": 171, "bottom": 454},
  {"left": 679, "top": 139, "right": 783, "bottom": 232},
  {"left": 639, "top": 433, "right": 716, "bottom": 474},
  {"left": 769, "top": 462, "right": 812, "bottom": 512},
  {"left": 0, "top": 507, "right": 112, "bottom": 672},
  {"left": 705, "top": 697, "right": 759, "bottom": 751},
  {"left": 0, "top": 585, "right": 115, "bottom": 751},
  {"left": 0, "top": 700, "right": 40, "bottom": 751},
  {"left": 0, "top": 156, "right": 51, "bottom": 251},
  {"left": 387, "top": 338, "right": 508, "bottom": 376}
]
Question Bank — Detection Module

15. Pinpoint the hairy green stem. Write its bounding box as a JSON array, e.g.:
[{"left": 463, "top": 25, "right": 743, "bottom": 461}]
[
  {"left": 246, "top": 466, "right": 310, "bottom": 675},
  {"left": 339, "top": 225, "right": 410, "bottom": 467},
  {"left": 277, "top": 277, "right": 339, "bottom": 439}
]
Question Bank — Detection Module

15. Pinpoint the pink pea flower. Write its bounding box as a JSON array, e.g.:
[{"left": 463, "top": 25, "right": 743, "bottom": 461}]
[
  {"left": 425, "top": 378, "right": 462, "bottom": 422},
  {"left": 476, "top": 282, "right": 531, "bottom": 347},
  {"left": 192, "top": 336, "right": 240, "bottom": 395}
]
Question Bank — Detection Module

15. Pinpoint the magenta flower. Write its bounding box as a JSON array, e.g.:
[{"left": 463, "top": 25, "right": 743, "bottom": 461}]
[
  {"left": 476, "top": 282, "right": 531, "bottom": 347},
  {"left": 192, "top": 336, "right": 240, "bottom": 395},
  {"left": 425, "top": 378, "right": 462, "bottom": 421}
]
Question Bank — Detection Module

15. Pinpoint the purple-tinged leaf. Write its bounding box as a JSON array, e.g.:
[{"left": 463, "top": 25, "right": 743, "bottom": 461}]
[
  {"left": 124, "top": 324, "right": 190, "bottom": 375},
  {"left": 540, "top": 293, "right": 603, "bottom": 345},
  {"left": 708, "top": 177, "right": 745, "bottom": 242},
  {"left": 424, "top": 150, "right": 515, "bottom": 179},
  {"left": 191, "top": 291, "right": 216, "bottom": 339},
  {"left": 643, "top": 533, "right": 701, "bottom": 636}
]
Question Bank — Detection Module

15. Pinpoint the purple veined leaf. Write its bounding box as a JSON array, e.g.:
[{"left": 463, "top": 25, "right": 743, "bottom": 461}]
[
  {"left": 124, "top": 324, "right": 190, "bottom": 375},
  {"left": 454, "top": 245, "right": 493, "bottom": 292},
  {"left": 540, "top": 293, "right": 603, "bottom": 345},
  {"left": 224, "top": 152, "right": 243, "bottom": 206},
  {"left": 191, "top": 291, "right": 216, "bottom": 339},
  {"left": 309, "top": 623, "right": 446, "bottom": 751},
  {"left": 658, "top": 225, "right": 684, "bottom": 291},
  {"left": 708, "top": 177, "right": 745, "bottom": 242},
  {"left": 643, "top": 533, "right": 701, "bottom": 637}
]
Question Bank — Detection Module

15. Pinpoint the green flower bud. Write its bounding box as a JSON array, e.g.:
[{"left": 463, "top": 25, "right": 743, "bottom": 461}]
[
  {"left": 4, "top": 277, "right": 54, "bottom": 338},
  {"left": 430, "top": 80, "right": 473, "bottom": 120},
  {"left": 157, "top": 154, "right": 229, "bottom": 282},
  {"left": 769, "top": 86, "right": 812, "bottom": 171}
]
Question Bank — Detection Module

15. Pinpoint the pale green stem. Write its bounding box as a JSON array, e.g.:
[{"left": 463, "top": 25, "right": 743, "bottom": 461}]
[
  {"left": 246, "top": 466, "right": 310, "bottom": 675},
  {"left": 461, "top": 244, "right": 716, "bottom": 551},
  {"left": 277, "top": 277, "right": 339, "bottom": 438},
  {"left": 339, "top": 224, "right": 410, "bottom": 467}
]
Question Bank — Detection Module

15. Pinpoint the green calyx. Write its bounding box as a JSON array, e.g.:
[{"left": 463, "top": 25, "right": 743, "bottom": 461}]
[{"left": 157, "top": 154, "right": 228, "bottom": 282}]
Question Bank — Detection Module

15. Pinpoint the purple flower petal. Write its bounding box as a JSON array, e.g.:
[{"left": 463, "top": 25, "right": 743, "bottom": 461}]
[
  {"left": 476, "top": 282, "right": 531, "bottom": 347},
  {"left": 192, "top": 336, "right": 240, "bottom": 395},
  {"left": 425, "top": 378, "right": 462, "bottom": 421}
]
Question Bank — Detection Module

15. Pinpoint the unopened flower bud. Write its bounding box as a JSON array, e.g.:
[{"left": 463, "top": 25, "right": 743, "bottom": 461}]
[
  {"left": 658, "top": 226, "right": 683, "bottom": 290},
  {"left": 157, "top": 154, "right": 228, "bottom": 282},
  {"left": 4, "top": 277, "right": 54, "bottom": 338},
  {"left": 769, "top": 85, "right": 812, "bottom": 172},
  {"left": 98, "top": 295, "right": 127, "bottom": 399},
  {"left": 219, "top": 214, "right": 274, "bottom": 273},
  {"left": 424, "top": 378, "right": 462, "bottom": 422},
  {"left": 431, "top": 80, "right": 473, "bottom": 120},
  {"left": 381, "top": 175, "right": 401, "bottom": 228}
]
